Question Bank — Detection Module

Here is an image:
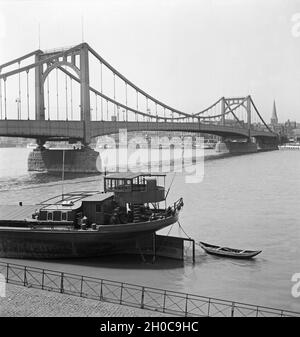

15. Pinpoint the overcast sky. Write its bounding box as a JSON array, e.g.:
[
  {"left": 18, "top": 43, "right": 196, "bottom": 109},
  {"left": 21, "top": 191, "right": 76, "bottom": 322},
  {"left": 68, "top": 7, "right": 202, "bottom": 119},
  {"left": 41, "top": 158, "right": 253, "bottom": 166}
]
[{"left": 1, "top": 0, "right": 300, "bottom": 122}]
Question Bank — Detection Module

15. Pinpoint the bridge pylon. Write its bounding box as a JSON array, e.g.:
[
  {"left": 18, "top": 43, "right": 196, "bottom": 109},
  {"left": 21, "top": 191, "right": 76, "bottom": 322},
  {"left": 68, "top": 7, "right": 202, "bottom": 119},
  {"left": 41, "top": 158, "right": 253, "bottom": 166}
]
[
  {"left": 79, "top": 43, "right": 91, "bottom": 144},
  {"left": 30, "top": 43, "right": 92, "bottom": 144},
  {"left": 0, "top": 42, "right": 279, "bottom": 173},
  {"left": 35, "top": 50, "right": 45, "bottom": 121}
]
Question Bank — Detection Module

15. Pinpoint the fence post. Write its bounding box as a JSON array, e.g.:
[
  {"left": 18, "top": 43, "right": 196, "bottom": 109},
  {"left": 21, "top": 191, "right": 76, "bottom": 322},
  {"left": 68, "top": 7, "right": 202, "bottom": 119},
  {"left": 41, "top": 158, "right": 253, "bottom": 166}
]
[
  {"left": 24, "top": 266, "right": 27, "bottom": 286},
  {"left": 100, "top": 279, "right": 103, "bottom": 300},
  {"left": 163, "top": 290, "right": 167, "bottom": 313},
  {"left": 120, "top": 283, "right": 123, "bottom": 305},
  {"left": 185, "top": 294, "right": 189, "bottom": 317},
  {"left": 231, "top": 302, "right": 235, "bottom": 317},
  {"left": 6, "top": 263, "right": 9, "bottom": 282},
  {"left": 80, "top": 276, "right": 83, "bottom": 297},
  {"left": 60, "top": 272, "right": 64, "bottom": 293},
  {"left": 41, "top": 269, "right": 45, "bottom": 290},
  {"left": 207, "top": 298, "right": 211, "bottom": 317},
  {"left": 141, "top": 287, "right": 145, "bottom": 309}
]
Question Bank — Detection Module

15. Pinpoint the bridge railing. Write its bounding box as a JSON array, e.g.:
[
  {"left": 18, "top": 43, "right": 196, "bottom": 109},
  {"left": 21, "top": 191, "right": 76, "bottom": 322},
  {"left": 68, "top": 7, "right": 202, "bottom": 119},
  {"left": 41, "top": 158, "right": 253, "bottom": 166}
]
[{"left": 0, "top": 261, "right": 298, "bottom": 317}]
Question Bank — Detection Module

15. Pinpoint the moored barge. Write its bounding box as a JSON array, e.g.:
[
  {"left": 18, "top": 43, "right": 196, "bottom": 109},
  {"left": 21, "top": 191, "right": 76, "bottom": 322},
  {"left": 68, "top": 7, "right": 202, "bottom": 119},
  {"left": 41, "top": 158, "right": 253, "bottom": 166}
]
[{"left": 0, "top": 173, "right": 183, "bottom": 258}]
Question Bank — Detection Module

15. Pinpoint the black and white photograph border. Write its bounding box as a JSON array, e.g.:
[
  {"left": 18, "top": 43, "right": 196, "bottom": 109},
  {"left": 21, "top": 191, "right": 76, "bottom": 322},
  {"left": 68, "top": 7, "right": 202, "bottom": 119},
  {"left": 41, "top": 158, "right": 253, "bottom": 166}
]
[{"left": 0, "top": 0, "right": 300, "bottom": 322}]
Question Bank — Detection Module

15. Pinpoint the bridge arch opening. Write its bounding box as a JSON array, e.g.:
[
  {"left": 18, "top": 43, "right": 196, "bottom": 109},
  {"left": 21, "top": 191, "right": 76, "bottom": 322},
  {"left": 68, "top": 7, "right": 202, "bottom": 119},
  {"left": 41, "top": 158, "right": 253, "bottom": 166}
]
[{"left": 42, "top": 62, "right": 81, "bottom": 121}]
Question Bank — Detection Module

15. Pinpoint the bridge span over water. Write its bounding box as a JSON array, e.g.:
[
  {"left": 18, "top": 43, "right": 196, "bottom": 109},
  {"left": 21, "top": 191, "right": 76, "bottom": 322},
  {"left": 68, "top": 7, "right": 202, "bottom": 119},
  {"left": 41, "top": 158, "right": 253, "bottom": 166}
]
[
  {"left": 0, "top": 42, "right": 278, "bottom": 172},
  {"left": 0, "top": 119, "right": 276, "bottom": 141}
]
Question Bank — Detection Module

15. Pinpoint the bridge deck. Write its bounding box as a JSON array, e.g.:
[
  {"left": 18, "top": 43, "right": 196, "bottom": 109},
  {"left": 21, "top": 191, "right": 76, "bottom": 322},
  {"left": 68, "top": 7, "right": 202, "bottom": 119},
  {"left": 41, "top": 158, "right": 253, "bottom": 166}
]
[{"left": 0, "top": 119, "right": 276, "bottom": 142}]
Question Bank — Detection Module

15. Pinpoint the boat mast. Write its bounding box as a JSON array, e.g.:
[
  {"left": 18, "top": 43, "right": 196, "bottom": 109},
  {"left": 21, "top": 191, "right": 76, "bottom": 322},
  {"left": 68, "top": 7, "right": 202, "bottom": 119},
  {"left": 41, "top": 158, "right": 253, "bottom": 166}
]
[
  {"left": 165, "top": 173, "right": 176, "bottom": 204},
  {"left": 62, "top": 149, "right": 65, "bottom": 200}
]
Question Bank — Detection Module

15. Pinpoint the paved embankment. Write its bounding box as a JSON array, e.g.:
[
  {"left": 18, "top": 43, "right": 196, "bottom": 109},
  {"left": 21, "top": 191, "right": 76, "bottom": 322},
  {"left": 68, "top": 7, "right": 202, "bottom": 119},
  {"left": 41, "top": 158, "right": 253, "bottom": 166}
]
[{"left": 0, "top": 283, "right": 167, "bottom": 317}]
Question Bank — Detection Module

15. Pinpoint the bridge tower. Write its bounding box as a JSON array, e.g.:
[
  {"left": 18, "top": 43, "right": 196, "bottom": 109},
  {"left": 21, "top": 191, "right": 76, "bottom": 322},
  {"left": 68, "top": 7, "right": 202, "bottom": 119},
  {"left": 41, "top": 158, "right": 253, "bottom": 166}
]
[
  {"left": 215, "top": 95, "right": 257, "bottom": 154},
  {"left": 246, "top": 95, "right": 251, "bottom": 139},
  {"left": 35, "top": 51, "right": 45, "bottom": 121},
  {"left": 28, "top": 43, "right": 96, "bottom": 172},
  {"left": 79, "top": 43, "right": 91, "bottom": 144},
  {"left": 34, "top": 43, "right": 91, "bottom": 144}
]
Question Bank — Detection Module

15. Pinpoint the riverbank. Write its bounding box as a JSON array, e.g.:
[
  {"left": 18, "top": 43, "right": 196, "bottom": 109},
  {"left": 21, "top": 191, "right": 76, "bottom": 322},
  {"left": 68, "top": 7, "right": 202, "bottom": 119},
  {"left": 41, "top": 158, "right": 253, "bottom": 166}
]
[{"left": 0, "top": 283, "right": 167, "bottom": 317}]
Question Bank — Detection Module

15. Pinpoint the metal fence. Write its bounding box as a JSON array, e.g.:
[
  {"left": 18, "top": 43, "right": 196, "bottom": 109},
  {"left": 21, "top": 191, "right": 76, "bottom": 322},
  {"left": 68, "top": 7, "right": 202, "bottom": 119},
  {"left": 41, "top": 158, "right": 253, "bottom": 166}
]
[{"left": 0, "top": 261, "right": 299, "bottom": 317}]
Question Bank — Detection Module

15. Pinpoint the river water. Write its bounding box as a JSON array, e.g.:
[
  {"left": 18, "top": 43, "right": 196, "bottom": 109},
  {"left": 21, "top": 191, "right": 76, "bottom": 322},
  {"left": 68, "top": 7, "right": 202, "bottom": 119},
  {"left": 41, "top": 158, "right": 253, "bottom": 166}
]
[{"left": 0, "top": 147, "right": 299, "bottom": 312}]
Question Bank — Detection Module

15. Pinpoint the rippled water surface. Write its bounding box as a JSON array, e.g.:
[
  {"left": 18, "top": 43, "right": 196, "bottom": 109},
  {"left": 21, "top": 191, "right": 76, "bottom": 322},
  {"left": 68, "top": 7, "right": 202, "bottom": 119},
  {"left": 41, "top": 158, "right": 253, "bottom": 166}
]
[{"left": 0, "top": 148, "right": 299, "bottom": 312}]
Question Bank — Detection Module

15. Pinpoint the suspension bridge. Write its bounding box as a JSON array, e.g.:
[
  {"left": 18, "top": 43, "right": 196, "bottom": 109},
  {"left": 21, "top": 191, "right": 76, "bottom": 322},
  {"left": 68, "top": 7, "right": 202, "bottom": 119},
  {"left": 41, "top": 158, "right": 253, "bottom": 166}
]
[{"left": 0, "top": 42, "right": 278, "bottom": 172}]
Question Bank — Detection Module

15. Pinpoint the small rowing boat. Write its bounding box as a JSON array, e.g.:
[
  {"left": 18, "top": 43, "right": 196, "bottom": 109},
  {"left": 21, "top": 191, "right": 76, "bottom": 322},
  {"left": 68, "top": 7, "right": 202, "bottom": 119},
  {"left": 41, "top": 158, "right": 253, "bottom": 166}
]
[{"left": 199, "top": 241, "right": 261, "bottom": 259}]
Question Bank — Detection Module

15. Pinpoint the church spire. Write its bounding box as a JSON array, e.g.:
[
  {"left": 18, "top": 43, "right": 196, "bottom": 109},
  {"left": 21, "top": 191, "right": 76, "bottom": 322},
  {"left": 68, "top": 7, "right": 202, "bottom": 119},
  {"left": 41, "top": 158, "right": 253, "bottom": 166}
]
[{"left": 271, "top": 100, "right": 278, "bottom": 125}]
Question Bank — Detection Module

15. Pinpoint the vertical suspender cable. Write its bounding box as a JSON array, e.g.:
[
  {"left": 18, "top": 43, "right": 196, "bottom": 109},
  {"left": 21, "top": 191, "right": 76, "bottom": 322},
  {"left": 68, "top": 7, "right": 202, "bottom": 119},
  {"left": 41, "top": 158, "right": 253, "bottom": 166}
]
[
  {"left": 26, "top": 70, "right": 29, "bottom": 120},
  {"left": 56, "top": 67, "right": 59, "bottom": 120},
  {"left": 0, "top": 76, "right": 2, "bottom": 119},
  {"left": 65, "top": 69, "right": 68, "bottom": 121},
  {"left": 3, "top": 77, "right": 7, "bottom": 120},
  {"left": 70, "top": 77, "right": 73, "bottom": 120},
  {"left": 47, "top": 76, "right": 50, "bottom": 120},
  {"left": 125, "top": 82, "right": 128, "bottom": 121},
  {"left": 113, "top": 73, "right": 116, "bottom": 118},
  {"left": 106, "top": 99, "right": 109, "bottom": 120},
  {"left": 95, "top": 92, "right": 98, "bottom": 121},
  {"left": 135, "top": 90, "right": 139, "bottom": 121},
  {"left": 18, "top": 62, "right": 21, "bottom": 119},
  {"left": 100, "top": 62, "right": 103, "bottom": 120},
  {"left": 146, "top": 97, "right": 149, "bottom": 122}
]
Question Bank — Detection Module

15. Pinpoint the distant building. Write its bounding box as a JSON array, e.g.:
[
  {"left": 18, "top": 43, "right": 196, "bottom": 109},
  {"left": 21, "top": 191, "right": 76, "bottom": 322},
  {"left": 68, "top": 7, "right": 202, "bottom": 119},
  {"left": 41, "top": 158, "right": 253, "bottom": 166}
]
[
  {"left": 268, "top": 100, "right": 298, "bottom": 140},
  {"left": 292, "top": 128, "right": 300, "bottom": 141},
  {"left": 270, "top": 100, "right": 278, "bottom": 126}
]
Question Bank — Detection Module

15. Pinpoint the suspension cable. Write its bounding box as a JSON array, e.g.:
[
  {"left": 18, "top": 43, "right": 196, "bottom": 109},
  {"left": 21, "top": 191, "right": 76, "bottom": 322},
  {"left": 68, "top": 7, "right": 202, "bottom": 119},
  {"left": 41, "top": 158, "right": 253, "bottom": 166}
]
[
  {"left": 250, "top": 96, "right": 276, "bottom": 134},
  {"left": 223, "top": 99, "right": 247, "bottom": 128},
  {"left": 193, "top": 97, "right": 224, "bottom": 116},
  {"left": 58, "top": 66, "right": 191, "bottom": 121}
]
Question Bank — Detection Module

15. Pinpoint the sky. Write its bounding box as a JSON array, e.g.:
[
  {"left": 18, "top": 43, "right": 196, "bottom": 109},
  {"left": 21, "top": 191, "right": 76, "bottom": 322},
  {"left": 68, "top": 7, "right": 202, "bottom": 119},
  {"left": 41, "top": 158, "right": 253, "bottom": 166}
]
[{"left": 1, "top": 0, "right": 300, "bottom": 122}]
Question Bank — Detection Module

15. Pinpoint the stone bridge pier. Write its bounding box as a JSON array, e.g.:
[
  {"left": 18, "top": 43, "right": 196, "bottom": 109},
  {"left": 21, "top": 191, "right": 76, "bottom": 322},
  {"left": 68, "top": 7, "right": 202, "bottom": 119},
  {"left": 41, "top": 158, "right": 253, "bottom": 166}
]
[
  {"left": 254, "top": 136, "right": 279, "bottom": 151},
  {"left": 28, "top": 145, "right": 101, "bottom": 173},
  {"left": 215, "top": 136, "right": 279, "bottom": 154}
]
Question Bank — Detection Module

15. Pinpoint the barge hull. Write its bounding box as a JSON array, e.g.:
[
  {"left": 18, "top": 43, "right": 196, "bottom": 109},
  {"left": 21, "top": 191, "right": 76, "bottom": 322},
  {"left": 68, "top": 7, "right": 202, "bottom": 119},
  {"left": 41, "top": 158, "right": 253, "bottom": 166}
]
[{"left": 0, "top": 215, "right": 178, "bottom": 259}]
